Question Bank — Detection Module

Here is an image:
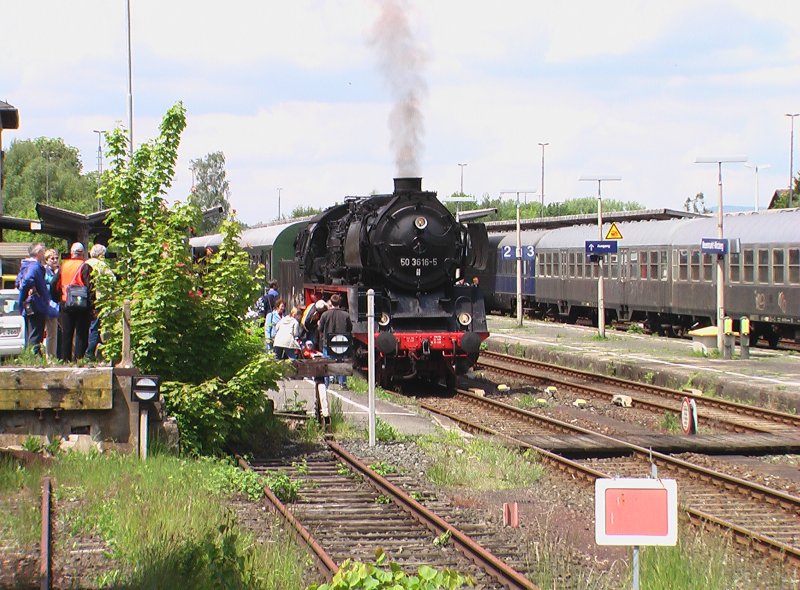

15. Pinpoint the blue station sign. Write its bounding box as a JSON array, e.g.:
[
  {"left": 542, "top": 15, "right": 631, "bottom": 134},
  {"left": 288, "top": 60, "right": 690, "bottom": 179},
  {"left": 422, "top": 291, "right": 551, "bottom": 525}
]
[
  {"left": 700, "top": 238, "right": 728, "bottom": 255},
  {"left": 585, "top": 240, "right": 618, "bottom": 255},
  {"left": 501, "top": 245, "right": 536, "bottom": 260}
]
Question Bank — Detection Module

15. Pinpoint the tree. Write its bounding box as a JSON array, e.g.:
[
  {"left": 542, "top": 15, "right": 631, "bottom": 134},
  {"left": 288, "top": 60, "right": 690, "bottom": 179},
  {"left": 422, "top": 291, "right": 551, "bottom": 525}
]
[
  {"left": 98, "top": 103, "right": 283, "bottom": 455},
  {"left": 188, "top": 151, "right": 231, "bottom": 234},
  {"left": 3, "top": 137, "right": 98, "bottom": 219},
  {"left": 290, "top": 205, "right": 324, "bottom": 218},
  {"left": 685, "top": 192, "right": 709, "bottom": 214},
  {"left": 440, "top": 192, "right": 644, "bottom": 222}
]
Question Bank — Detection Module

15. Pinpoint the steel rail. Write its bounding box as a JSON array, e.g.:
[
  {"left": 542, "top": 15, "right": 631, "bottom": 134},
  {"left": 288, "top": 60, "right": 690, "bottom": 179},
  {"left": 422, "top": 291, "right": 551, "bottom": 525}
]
[
  {"left": 40, "top": 477, "right": 52, "bottom": 590},
  {"left": 327, "top": 440, "right": 539, "bottom": 590},
  {"left": 478, "top": 350, "right": 800, "bottom": 432},
  {"left": 236, "top": 455, "right": 339, "bottom": 581},
  {"left": 421, "top": 392, "right": 800, "bottom": 564}
]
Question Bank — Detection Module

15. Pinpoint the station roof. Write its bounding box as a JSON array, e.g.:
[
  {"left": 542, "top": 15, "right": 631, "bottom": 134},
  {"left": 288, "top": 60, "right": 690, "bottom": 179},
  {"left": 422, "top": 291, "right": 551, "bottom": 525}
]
[
  {"left": 0, "top": 204, "right": 110, "bottom": 246},
  {"left": 486, "top": 208, "right": 700, "bottom": 234}
]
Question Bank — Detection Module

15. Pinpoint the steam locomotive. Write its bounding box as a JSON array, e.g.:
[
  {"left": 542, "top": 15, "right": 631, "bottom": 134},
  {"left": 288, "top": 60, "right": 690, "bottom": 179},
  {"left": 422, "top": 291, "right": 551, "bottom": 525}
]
[{"left": 295, "top": 177, "right": 490, "bottom": 389}]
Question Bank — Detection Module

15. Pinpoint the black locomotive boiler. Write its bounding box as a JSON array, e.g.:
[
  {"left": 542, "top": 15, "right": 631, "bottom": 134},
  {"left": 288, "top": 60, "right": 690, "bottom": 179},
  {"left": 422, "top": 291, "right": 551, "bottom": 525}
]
[{"left": 295, "top": 177, "right": 490, "bottom": 389}]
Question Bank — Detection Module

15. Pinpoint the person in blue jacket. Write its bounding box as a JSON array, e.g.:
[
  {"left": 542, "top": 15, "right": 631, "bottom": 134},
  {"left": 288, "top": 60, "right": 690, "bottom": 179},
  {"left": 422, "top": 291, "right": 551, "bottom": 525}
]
[{"left": 17, "top": 243, "right": 59, "bottom": 355}]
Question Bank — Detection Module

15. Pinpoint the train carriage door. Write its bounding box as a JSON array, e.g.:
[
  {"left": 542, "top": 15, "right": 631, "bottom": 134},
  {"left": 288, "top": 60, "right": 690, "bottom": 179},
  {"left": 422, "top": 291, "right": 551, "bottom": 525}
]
[
  {"left": 619, "top": 249, "right": 629, "bottom": 321},
  {"left": 559, "top": 249, "right": 568, "bottom": 304}
]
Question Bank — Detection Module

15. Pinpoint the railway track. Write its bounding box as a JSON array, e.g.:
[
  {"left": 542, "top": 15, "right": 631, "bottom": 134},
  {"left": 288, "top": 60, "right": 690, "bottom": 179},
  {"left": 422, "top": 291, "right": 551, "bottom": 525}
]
[
  {"left": 418, "top": 391, "right": 800, "bottom": 565},
  {"left": 477, "top": 350, "right": 800, "bottom": 434},
  {"left": 242, "top": 441, "right": 540, "bottom": 589}
]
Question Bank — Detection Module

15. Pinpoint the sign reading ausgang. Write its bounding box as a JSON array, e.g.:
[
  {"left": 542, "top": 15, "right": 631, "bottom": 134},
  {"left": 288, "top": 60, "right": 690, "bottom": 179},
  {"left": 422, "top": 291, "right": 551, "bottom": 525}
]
[
  {"left": 585, "top": 240, "right": 618, "bottom": 255},
  {"left": 701, "top": 238, "right": 728, "bottom": 255}
]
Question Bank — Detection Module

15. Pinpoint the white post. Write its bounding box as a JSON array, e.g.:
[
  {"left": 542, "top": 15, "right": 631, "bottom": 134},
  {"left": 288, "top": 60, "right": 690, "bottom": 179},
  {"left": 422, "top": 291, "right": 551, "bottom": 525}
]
[
  {"left": 139, "top": 407, "right": 148, "bottom": 460},
  {"left": 367, "top": 289, "right": 376, "bottom": 447},
  {"left": 695, "top": 156, "right": 746, "bottom": 355},
  {"left": 716, "top": 162, "right": 725, "bottom": 353},
  {"left": 597, "top": 190, "right": 605, "bottom": 338},
  {"left": 516, "top": 194, "right": 523, "bottom": 327}
]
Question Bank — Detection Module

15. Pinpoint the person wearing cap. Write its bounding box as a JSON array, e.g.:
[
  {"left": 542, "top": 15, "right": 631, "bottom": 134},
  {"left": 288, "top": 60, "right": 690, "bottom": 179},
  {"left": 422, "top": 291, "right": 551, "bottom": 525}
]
[
  {"left": 56, "top": 242, "right": 94, "bottom": 361},
  {"left": 85, "top": 243, "right": 115, "bottom": 360},
  {"left": 300, "top": 298, "right": 329, "bottom": 350}
]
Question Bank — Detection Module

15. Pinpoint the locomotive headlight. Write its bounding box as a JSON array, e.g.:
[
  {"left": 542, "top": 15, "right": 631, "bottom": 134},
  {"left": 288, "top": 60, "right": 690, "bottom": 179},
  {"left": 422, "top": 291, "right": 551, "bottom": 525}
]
[
  {"left": 457, "top": 312, "right": 473, "bottom": 327},
  {"left": 414, "top": 216, "right": 428, "bottom": 230},
  {"left": 378, "top": 312, "right": 391, "bottom": 326}
]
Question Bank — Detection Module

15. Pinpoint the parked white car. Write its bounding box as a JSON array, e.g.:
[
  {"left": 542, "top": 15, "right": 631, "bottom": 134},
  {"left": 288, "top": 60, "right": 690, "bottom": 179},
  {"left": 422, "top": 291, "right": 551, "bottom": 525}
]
[{"left": 0, "top": 289, "right": 25, "bottom": 356}]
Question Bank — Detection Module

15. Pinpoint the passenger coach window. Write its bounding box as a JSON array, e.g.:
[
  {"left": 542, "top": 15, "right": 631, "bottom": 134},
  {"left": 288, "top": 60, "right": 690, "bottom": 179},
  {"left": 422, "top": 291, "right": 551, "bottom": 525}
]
[
  {"left": 538, "top": 256, "right": 545, "bottom": 277},
  {"left": 569, "top": 252, "right": 577, "bottom": 277},
  {"left": 789, "top": 248, "right": 800, "bottom": 284},
  {"left": 678, "top": 249, "right": 688, "bottom": 281},
  {"left": 702, "top": 253, "right": 713, "bottom": 282},
  {"left": 690, "top": 250, "right": 700, "bottom": 281},
  {"left": 630, "top": 251, "right": 640, "bottom": 279},
  {"left": 773, "top": 250, "right": 785, "bottom": 284},
  {"left": 743, "top": 249, "right": 754, "bottom": 283},
  {"left": 660, "top": 251, "right": 668, "bottom": 280},
  {"left": 610, "top": 254, "right": 618, "bottom": 279},
  {"left": 729, "top": 252, "right": 740, "bottom": 283},
  {"left": 649, "top": 251, "right": 658, "bottom": 281},
  {"left": 757, "top": 249, "right": 769, "bottom": 283}
]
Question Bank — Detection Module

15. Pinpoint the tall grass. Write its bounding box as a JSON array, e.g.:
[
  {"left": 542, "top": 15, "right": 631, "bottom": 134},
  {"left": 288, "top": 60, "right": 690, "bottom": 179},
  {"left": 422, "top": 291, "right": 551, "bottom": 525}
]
[
  {"left": 0, "top": 451, "right": 310, "bottom": 589},
  {"left": 418, "top": 431, "right": 544, "bottom": 488}
]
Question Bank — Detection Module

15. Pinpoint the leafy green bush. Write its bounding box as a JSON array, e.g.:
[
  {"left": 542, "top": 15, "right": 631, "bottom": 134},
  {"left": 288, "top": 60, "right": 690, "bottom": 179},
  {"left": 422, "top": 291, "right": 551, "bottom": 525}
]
[
  {"left": 306, "top": 550, "right": 472, "bottom": 589},
  {"left": 96, "top": 104, "right": 290, "bottom": 455}
]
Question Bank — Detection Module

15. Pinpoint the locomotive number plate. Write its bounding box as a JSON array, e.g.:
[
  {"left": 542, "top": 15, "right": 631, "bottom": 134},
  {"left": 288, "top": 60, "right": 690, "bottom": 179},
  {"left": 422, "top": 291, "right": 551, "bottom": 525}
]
[{"left": 399, "top": 257, "right": 438, "bottom": 267}]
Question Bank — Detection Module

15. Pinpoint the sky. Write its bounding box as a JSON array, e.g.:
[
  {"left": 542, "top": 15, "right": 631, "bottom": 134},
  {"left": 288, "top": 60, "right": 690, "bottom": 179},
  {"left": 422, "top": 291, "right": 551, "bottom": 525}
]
[{"left": 3, "top": 0, "right": 800, "bottom": 226}]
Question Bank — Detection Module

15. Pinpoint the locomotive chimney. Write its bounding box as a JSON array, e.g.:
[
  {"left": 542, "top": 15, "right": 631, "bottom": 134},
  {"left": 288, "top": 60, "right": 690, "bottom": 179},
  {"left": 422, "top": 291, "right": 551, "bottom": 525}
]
[{"left": 394, "top": 177, "right": 422, "bottom": 193}]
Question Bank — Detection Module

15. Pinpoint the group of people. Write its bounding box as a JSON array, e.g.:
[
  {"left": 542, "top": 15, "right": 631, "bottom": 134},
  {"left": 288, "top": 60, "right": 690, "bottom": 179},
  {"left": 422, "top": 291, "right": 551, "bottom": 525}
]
[
  {"left": 262, "top": 285, "right": 352, "bottom": 388},
  {"left": 16, "top": 241, "right": 113, "bottom": 361}
]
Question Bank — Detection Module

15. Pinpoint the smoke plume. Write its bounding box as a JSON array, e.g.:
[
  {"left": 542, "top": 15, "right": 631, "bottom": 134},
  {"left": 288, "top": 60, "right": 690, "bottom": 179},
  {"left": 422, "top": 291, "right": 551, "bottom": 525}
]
[{"left": 370, "top": 0, "right": 427, "bottom": 177}]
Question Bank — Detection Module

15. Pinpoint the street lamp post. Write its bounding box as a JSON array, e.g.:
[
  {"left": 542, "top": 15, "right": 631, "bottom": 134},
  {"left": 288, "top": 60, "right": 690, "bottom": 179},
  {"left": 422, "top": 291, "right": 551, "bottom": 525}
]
[
  {"left": 277, "top": 187, "right": 282, "bottom": 219},
  {"left": 501, "top": 189, "right": 536, "bottom": 327},
  {"left": 695, "top": 155, "right": 747, "bottom": 354},
  {"left": 126, "top": 0, "right": 134, "bottom": 159},
  {"left": 538, "top": 142, "right": 549, "bottom": 218},
  {"left": 457, "top": 163, "right": 467, "bottom": 196},
  {"left": 786, "top": 114, "right": 799, "bottom": 207},
  {"left": 743, "top": 163, "right": 770, "bottom": 212},
  {"left": 579, "top": 176, "right": 621, "bottom": 339}
]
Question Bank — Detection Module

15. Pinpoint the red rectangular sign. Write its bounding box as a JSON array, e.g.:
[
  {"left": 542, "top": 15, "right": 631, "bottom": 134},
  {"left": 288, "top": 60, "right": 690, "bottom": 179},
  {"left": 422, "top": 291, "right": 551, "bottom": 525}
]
[
  {"left": 595, "top": 478, "right": 678, "bottom": 546},
  {"left": 605, "top": 488, "right": 669, "bottom": 536}
]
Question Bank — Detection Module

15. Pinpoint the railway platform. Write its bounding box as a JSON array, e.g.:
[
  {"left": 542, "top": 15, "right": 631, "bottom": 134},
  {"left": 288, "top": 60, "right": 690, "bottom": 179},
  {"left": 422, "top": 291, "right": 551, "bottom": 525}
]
[
  {"left": 484, "top": 316, "right": 800, "bottom": 414},
  {"left": 268, "top": 378, "right": 444, "bottom": 436}
]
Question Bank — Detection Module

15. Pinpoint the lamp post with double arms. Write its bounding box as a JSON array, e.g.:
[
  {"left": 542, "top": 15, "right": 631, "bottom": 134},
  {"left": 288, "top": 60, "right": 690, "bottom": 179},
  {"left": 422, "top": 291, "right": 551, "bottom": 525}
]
[
  {"left": 695, "top": 155, "right": 747, "bottom": 354},
  {"left": 579, "top": 176, "right": 621, "bottom": 339}
]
